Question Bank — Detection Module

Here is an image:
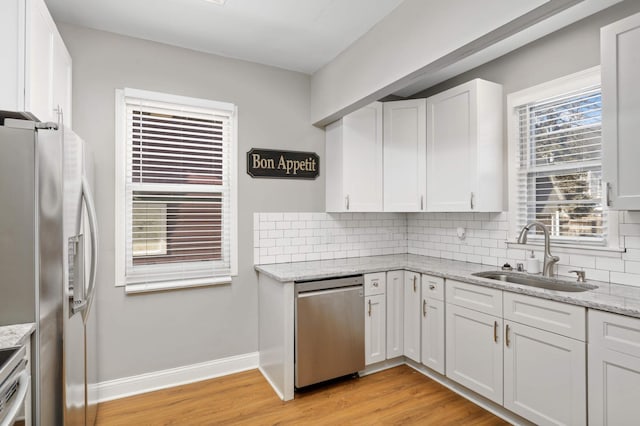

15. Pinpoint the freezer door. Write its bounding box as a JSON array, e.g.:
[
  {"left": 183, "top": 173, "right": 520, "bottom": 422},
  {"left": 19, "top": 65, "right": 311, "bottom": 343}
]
[
  {"left": 36, "top": 127, "right": 65, "bottom": 426},
  {"left": 62, "top": 128, "right": 86, "bottom": 426}
]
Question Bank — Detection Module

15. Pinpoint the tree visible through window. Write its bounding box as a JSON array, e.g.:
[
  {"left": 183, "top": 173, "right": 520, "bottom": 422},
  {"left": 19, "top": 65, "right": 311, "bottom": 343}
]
[{"left": 516, "top": 85, "right": 605, "bottom": 243}]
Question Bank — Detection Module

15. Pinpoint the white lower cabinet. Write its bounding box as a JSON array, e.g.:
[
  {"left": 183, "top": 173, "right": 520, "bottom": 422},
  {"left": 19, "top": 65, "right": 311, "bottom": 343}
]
[
  {"left": 421, "top": 297, "right": 445, "bottom": 374},
  {"left": 446, "top": 303, "right": 503, "bottom": 404},
  {"left": 503, "top": 321, "right": 586, "bottom": 425},
  {"left": 403, "top": 271, "right": 421, "bottom": 362},
  {"left": 386, "top": 270, "right": 404, "bottom": 359},
  {"left": 502, "top": 293, "right": 586, "bottom": 425},
  {"left": 364, "top": 273, "right": 386, "bottom": 365},
  {"left": 421, "top": 274, "right": 445, "bottom": 374},
  {"left": 365, "top": 293, "right": 386, "bottom": 365},
  {"left": 589, "top": 310, "right": 640, "bottom": 425}
]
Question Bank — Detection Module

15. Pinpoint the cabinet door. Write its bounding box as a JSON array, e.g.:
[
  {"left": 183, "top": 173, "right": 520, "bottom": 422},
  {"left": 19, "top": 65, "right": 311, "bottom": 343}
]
[
  {"left": 446, "top": 303, "right": 503, "bottom": 404},
  {"left": 383, "top": 100, "right": 426, "bottom": 212},
  {"left": 365, "top": 294, "right": 386, "bottom": 365},
  {"left": 25, "top": 0, "right": 55, "bottom": 123},
  {"left": 343, "top": 102, "right": 383, "bottom": 211},
  {"left": 426, "top": 79, "right": 502, "bottom": 212},
  {"left": 403, "top": 271, "right": 421, "bottom": 362},
  {"left": 421, "top": 296, "right": 445, "bottom": 375},
  {"left": 602, "top": 12, "right": 640, "bottom": 210},
  {"left": 0, "top": 0, "right": 24, "bottom": 112},
  {"left": 386, "top": 270, "right": 404, "bottom": 359},
  {"left": 504, "top": 321, "right": 586, "bottom": 425},
  {"left": 426, "top": 81, "right": 475, "bottom": 211},
  {"left": 325, "top": 102, "right": 383, "bottom": 212},
  {"left": 51, "top": 33, "right": 72, "bottom": 127},
  {"left": 589, "top": 310, "right": 640, "bottom": 424}
]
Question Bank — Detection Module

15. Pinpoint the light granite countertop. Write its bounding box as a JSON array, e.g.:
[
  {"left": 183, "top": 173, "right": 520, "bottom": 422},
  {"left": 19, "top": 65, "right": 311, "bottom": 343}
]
[
  {"left": 255, "top": 254, "right": 640, "bottom": 319},
  {"left": 0, "top": 323, "right": 35, "bottom": 350}
]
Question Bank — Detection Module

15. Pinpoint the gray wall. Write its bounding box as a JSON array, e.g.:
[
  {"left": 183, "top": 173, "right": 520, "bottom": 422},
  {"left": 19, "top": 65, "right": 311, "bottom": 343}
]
[
  {"left": 411, "top": 1, "right": 640, "bottom": 99},
  {"left": 59, "top": 24, "right": 324, "bottom": 382}
]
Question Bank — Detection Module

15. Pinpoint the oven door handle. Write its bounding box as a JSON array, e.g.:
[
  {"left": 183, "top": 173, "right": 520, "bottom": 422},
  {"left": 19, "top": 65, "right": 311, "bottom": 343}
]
[{"left": 0, "top": 370, "right": 30, "bottom": 426}]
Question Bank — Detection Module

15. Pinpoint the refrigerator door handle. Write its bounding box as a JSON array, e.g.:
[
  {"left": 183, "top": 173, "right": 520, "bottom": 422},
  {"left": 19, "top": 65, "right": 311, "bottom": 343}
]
[
  {"left": 69, "top": 176, "right": 98, "bottom": 317},
  {"left": 81, "top": 175, "right": 99, "bottom": 323}
]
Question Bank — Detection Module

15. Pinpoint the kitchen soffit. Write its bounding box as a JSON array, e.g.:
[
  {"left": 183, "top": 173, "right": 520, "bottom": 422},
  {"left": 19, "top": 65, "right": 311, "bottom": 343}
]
[{"left": 44, "top": 0, "right": 405, "bottom": 74}]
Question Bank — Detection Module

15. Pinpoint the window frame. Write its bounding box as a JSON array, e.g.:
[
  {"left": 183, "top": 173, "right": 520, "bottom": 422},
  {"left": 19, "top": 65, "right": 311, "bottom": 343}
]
[
  {"left": 506, "top": 66, "right": 619, "bottom": 249},
  {"left": 115, "top": 88, "right": 238, "bottom": 293}
]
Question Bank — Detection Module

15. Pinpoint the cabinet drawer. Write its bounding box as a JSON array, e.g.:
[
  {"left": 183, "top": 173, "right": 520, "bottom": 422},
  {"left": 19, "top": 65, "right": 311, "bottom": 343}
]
[
  {"left": 504, "top": 293, "right": 586, "bottom": 341},
  {"left": 445, "top": 280, "right": 502, "bottom": 317},
  {"left": 589, "top": 310, "right": 640, "bottom": 358},
  {"left": 421, "top": 274, "right": 444, "bottom": 301},
  {"left": 364, "top": 272, "right": 386, "bottom": 296}
]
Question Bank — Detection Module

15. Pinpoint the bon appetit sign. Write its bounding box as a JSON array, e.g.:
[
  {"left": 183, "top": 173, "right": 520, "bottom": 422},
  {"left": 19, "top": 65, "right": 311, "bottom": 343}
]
[{"left": 247, "top": 148, "right": 319, "bottom": 180}]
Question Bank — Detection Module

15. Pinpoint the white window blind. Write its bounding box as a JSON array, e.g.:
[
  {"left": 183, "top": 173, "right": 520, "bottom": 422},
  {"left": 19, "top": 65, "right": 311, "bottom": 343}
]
[
  {"left": 120, "top": 90, "right": 235, "bottom": 287},
  {"left": 515, "top": 84, "right": 605, "bottom": 244}
]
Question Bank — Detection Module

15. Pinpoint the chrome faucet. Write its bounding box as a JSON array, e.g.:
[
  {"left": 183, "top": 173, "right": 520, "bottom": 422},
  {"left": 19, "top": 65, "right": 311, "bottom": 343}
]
[{"left": 516, "top": 221, "right": 559, "bottom": 277}]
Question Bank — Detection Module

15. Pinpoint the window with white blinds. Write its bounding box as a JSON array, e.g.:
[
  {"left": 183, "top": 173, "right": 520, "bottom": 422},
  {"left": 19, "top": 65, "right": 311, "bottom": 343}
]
[
  {"left": 116, "top": 88, "right": 237, "bottom": 291},
  {"left": 514, "top": 81, "right": 605, "bottom": 244}
]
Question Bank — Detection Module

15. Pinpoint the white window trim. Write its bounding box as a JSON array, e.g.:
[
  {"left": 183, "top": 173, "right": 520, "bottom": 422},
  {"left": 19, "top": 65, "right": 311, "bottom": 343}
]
[
  {"left": 506, "top": 66, "right": 620, "bottom": 250},
  {"left": 114, "top": 88, "right": 238, "bottom": 292}
]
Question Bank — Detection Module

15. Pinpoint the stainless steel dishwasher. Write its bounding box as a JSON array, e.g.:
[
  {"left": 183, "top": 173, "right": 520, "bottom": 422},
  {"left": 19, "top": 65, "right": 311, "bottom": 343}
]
[{"left": 295, "top": 275, "right": 365, "bottom": 388}]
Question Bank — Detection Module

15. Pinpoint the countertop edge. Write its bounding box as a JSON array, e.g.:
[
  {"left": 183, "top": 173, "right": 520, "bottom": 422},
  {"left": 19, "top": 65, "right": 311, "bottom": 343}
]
[
  {"left": 0, "top": 322, "right": 36, "bottom": 350},
  {"left": 254, "top": 254, "right": 640, "bottom": 319}
]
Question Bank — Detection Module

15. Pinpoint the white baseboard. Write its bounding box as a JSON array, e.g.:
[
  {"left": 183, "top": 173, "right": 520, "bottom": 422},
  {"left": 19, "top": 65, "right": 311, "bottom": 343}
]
[{"left": 97, "top": 352, "right": 259, "bottom": 403}]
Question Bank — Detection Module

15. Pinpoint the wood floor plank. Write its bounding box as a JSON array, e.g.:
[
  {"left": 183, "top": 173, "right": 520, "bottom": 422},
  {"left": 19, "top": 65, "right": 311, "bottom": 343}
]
[{"left": 96, "top": 365, "right": 508, "bottom": 425}]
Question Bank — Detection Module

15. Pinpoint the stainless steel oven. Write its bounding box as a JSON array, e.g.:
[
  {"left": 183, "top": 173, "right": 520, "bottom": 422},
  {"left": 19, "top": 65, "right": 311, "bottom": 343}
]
[
  {"left": 0, "top": 346, "right": 30, "bottom": 426},
  {"left": 294, "top": 275, "right": 365, "bottom": 388}
]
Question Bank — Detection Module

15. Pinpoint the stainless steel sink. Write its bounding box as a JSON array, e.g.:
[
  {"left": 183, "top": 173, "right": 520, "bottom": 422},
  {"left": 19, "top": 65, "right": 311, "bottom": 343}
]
[{"left": 472, "top": 271, "right": 598, "bottom": 292}]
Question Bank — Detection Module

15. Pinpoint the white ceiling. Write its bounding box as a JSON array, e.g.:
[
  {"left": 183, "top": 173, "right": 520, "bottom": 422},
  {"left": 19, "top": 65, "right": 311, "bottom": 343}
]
[{"left": 45, "top": 0, "right": 405, "bottom": 74}]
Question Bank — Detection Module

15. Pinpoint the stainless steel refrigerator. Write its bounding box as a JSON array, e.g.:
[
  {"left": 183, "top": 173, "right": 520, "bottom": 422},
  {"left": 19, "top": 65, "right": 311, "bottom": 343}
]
[{"left": 0, "top": 117, "right": 99, "bottom": 426}]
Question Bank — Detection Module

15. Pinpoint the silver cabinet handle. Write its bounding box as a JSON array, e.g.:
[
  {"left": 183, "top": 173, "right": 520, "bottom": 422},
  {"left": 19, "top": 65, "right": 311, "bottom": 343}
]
[
  {"left": 605, "top": 182, "right": 611, "bottom": 207},
  {"left": 413, "top": 275, "right": 417, "bottom": 292},
  {"left": 368, "top": 299, "right": 372, "bottom": 317},
  {"left": 345, "top": 195, "right": 350, "bottom": 210},
  {"left": 373, "top": 281, "right": 378, "bottom": 287},
  {"left": 505, "top": 324, "right": 511, "bottom": 347},
  {"left": 494, "top": 321, "right": 498, "bottom": 343},
  {"left": 429, "top": 284, "right": 435, "bottom": 290},
  {"left": 423, "top": 299, "right": 427, "bottom": 317},
  {"left": 420, "top": 195, "right": 424, "bottom": 210},
  {"left": 470, "top": 192, "right": 475, "bottom": 210}
]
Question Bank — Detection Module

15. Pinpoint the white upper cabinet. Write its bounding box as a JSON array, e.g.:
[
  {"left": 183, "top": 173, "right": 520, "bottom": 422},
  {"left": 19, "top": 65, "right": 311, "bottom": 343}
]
[
  {"left": 383, "top": 99, "right": 427, "bottom": 212},
  {"left": 0, "top": 0, "right": 72, "bottom": 126},
  {"left": 602, "top": 12, "right": 640, "bottom": 210},
  {"left": 426, "top": 79, "right": 503, "bottom": 212},
  {"left": 51, "top": 32, "right": 72, "bottom": 127},
  {"left": 326, "top": 102, "right": 383, "bottom": 212}
]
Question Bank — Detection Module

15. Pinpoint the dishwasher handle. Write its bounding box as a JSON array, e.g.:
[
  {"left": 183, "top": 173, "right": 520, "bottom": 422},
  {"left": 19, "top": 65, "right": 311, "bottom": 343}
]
[
  {"left": 297, "top": 285, "right": 362, "bottom": 299},
  {"left": 0, "top": 370, "right": 30, "bottom": 426}
]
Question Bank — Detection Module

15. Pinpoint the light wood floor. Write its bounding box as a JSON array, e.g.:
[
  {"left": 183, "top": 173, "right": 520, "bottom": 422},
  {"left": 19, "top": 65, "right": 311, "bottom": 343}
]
[{"left": 97, "top": 365, "right": 508, "bottom": 425}]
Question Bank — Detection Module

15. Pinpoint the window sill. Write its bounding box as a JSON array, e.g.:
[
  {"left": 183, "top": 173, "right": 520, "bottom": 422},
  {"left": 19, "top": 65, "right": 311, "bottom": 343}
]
[
  {"left": 124, "top": 276, "right": 232, "bottom": 294},
  {"left": 505, "top": 241, "right": 625, "bottom": 258}
]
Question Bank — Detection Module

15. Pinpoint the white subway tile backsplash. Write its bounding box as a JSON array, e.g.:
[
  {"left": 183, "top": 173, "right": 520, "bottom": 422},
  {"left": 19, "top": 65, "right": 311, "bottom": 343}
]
[
  {"left": 623, "top": 249, "right": 640, "bottom": 261},
  {"left": 595, "top": 257, "right": 625, "bottom": 272},
  {"left": 610, "top": 272, "right": 640, "bottom": 287},
  {"left": 619, "top": 223, "right": 640, "bottom": 236},
  {"left": 569, "top": 254, "right": 596, "bottom": 269},
  {"left": 625, "top": 261, "right": 640, "bottom": 275},
  {"left": 254, "top": 211, "right": 636, "bottom": 286}
]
